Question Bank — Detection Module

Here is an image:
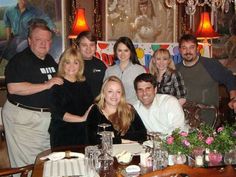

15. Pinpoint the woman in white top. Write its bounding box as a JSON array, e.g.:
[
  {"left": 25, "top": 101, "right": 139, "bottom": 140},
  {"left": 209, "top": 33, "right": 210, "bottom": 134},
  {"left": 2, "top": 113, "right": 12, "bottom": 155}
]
[{"left": 104, "top": 36, "right": 146, "bottom": 105}]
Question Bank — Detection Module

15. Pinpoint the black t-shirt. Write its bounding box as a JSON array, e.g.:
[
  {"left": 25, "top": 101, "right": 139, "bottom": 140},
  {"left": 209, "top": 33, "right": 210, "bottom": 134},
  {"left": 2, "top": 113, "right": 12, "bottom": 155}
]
[
  {"left": 5, "top": 47, "right": 58, "bottom": 108},
  {"left": 84, "top": 57, "right": 106, "bottom": 99}
]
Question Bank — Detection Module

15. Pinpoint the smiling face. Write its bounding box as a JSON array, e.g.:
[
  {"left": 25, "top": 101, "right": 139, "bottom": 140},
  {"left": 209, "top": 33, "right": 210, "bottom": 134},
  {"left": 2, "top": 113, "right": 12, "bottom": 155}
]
[
  {"left": 136, "top": 81, "right": 156, "bottom": 108},
  {"left": 104, "top": 80, "right": 122, "bottom": 108},
  {"left": 179, "top": 40, "right": 198, "bottom": 65},
  {"left": 28, "top": 28, "right": 52, "bottom": 59},
  {"left": 63, "top": 58, "right": 80, "bottom": 82},
  {"left": 116, "top": 42, "right": 131, "bottom": 64},
  {"left": 77, "top": 37, "right": 96, "bottom": 60},
  {"left": 153, "top": 55, "right": 170, "bottom": 72}
]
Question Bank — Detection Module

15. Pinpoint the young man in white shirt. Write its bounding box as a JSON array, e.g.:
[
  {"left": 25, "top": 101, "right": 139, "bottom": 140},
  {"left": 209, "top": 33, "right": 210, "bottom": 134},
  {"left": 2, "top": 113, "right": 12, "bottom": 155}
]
[{"left": 133, "top": 73, "right": 188, "bottom": 135}]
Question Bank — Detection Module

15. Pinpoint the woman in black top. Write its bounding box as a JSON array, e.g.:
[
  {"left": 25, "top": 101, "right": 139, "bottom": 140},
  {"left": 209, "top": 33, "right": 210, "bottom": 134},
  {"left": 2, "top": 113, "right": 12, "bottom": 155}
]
[
  {"left": 86, "top": 76, "right": 147, "bottom": 145},
  {"left": 49, "top": 48, "right": 93, "bottom": 148}
]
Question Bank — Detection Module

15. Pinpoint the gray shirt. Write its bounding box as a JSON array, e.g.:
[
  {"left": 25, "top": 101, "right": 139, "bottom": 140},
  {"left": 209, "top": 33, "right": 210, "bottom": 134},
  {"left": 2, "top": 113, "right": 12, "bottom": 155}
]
[{"left": 104, "top": 62, "right": 146, "bottom": 105}]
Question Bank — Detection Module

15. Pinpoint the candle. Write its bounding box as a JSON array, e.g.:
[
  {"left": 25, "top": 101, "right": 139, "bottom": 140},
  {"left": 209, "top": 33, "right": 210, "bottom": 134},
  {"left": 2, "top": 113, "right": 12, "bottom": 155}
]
[{"left": 195, "top": 155, "right": 204, "bottom": 167}]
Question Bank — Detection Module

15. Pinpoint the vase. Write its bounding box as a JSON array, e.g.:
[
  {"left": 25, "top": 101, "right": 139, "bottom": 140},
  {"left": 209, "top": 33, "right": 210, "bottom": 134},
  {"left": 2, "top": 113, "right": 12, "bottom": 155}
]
[
  {"left": 208, "top": 151, "right": 222, "bottom": 166},
  {"left": 224, "top": 149, "right": 236, "bottom": 165},
  {"left": 173, "top": 153, "right": 186, "bottom": 165}
]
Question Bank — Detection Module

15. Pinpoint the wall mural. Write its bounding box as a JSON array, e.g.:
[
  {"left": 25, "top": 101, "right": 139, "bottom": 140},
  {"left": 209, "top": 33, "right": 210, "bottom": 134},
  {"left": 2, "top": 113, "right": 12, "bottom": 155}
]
[{"left": 0, "top": 0, "right": 64, "bottom": 76}]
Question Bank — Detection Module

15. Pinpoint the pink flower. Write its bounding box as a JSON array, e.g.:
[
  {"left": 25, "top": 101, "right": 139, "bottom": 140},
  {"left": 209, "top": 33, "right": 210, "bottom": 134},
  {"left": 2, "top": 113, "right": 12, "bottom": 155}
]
[
  {"left": 180, "top": 131, "right": 188, "bottom": 137},
  {"left": 205, "top": 137, "right": 214, "bottom": 145},
  {"left": 182, "top": 139, "right": 190, "bottom": 147},
  {"left": 217, "top": 127, "right": 224, "bottom": 133},
  {"left": 167, "top": 136, "right": 174, "bottom": 145}
]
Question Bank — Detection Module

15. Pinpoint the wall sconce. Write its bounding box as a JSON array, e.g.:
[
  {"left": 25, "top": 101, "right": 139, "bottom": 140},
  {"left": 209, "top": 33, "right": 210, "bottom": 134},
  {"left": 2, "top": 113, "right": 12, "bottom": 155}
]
[
  {"left": 195, "top": 12, "right": 219, "bottom": 57},
  {"left": 68, "top": 8, "right": 90, "bottom": 39}
]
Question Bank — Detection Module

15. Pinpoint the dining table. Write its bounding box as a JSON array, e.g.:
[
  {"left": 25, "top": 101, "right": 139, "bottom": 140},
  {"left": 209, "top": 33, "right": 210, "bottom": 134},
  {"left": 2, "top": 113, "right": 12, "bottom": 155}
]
[
  {"left": 31, "top": 144, "right": 236, "bottom": 177},
  {"left": 31, "top": 144, "right": 147, "bottom": 177}
]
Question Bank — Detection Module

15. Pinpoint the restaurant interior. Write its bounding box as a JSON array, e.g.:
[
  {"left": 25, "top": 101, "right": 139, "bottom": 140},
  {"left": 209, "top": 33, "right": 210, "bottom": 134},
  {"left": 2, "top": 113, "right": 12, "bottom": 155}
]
[{"left": 0, "top": 0, "right": 236, "bottom": 176}]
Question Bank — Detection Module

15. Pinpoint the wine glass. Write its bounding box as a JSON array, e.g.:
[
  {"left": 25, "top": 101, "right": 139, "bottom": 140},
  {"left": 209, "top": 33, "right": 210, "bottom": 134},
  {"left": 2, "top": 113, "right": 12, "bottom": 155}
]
[{"left": 98, "top": 123, "right": 111, "bottom": 135}]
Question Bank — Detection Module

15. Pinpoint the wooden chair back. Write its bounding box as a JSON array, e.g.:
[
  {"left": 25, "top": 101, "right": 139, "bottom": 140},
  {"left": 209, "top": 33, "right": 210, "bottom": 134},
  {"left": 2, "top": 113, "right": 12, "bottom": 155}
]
[
  {"left": 183, "top": 101, "right": 219, "bottom": 128},
  {"left": 0, "top": 164, "right": 34, "bottom": 177},
  {"left": 140, "top": 164, "right": 236, "bottom": 177}
]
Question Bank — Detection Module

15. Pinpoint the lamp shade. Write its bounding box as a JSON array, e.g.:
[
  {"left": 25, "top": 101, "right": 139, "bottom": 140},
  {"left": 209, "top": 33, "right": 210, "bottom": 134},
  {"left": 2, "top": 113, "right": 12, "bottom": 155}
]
[
  {"left": 195, "top": 12, "right": 219, "bottom": 39},
  {"left": 68, "top": 8, "right": 90, "bottom": 39}
]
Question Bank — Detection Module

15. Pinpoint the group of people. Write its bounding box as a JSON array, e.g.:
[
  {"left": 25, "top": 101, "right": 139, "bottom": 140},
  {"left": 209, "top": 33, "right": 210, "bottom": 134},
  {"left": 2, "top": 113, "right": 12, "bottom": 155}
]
[{"left": 2, "top": 18, "right": 236, "bottom": 171}]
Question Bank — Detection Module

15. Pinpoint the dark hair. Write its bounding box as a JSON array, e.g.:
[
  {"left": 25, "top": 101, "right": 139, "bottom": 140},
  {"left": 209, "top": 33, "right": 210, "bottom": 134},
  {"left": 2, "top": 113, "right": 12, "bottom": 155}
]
[
  {"left": 179, "top": 34, "right": 198, "bottom": 48},
  {"left": 75, "top": 31, "right": 97, "bottom": 46},
  {"left": 28, "top": 18, "right": 52, "bottom": 38},
  {"left": 113, "top": 36, "right": 141, "bottom": 65},
  {"left": 134, "top": 73, "right": 157, "bottom": 91},
  {"left": 230, "top": 15, "right": 236, "bottom": 35}
]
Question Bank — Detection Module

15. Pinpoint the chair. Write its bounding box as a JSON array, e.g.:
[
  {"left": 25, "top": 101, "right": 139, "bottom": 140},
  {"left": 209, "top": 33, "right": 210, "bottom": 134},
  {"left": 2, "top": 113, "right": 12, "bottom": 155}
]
[
  {"left": 0, "top": 124, "right": 4, "bottom": 140},
  {"left": 183, "top": 101, "right": 219, "bottom": 128},
  {"left": 0, "top": 164, "right": 34, "bottom": 177},
  {"left": 140, "top": 164, "right": 236, "bottom": 177}
]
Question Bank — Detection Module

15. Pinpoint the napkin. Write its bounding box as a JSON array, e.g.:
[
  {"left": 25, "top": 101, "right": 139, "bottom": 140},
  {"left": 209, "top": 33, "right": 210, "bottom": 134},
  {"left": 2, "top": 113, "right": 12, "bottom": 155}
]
[
  {"left": 43, "top": 158, "right": 99, "bottom": 177},
  {"left": 142, "top": 140, "right": 153, "bottom": 148},
  {"left": 40, "top": 152, "right": 84, "bottom": 161}
]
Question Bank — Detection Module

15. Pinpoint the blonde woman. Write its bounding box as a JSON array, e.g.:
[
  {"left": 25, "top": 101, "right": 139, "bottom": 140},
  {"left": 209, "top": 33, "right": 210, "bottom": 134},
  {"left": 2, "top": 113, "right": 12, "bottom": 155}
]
[
  {"left": 149, "top": 48, "right": 186, "bottom": 106},
  {"left": 49, "top": 48, "right": 93, "bottom": 148},
  {"left": 86, "top": 76, "right": 147, "bottom": 145}
]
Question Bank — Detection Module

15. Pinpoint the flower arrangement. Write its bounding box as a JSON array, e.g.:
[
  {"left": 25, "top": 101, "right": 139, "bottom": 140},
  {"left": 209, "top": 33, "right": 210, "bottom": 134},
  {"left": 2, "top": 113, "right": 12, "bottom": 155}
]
[{"left": 163, "top": 123, "right": 236, "bottom": 155}]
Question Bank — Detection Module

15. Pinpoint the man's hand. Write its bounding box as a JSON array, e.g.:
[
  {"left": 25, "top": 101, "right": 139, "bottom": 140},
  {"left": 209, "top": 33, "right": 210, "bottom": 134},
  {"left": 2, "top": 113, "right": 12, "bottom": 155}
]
[
  {"left": 45, "top": 77, "right": 63, "bottom": 89},
  {"left": 228, "top": 99, "right": 236, "bottom": 112}
]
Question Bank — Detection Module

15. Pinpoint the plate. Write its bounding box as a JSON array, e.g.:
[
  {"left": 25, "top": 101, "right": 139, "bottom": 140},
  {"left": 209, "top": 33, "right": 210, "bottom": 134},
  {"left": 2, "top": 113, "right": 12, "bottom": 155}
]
[{"left": 112, "top": 143, "right": 145, "bottom": 156}]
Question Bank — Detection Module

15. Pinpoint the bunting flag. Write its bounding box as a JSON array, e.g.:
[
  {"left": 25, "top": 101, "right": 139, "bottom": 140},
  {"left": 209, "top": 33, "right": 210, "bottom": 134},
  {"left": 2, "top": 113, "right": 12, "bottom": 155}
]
[{"left": 96, "top": 41, "right": 207, "bottom": 68}]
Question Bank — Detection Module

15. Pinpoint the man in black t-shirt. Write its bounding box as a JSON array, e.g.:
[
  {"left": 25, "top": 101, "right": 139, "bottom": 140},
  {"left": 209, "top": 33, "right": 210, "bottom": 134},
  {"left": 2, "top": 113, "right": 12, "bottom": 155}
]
[
  {"left": 2, "top": 19, "right": 63, "bottom": 168},
  {"left": 75, "top": 31, "right": 107, "bottom": 99}
]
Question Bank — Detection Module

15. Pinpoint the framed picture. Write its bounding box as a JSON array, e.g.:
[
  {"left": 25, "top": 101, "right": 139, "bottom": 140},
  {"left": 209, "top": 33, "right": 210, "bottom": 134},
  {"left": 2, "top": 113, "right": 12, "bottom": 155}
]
[
  {"left": 212, "top": 3, "right": 236, "bottom": 74},
  {"left": 0, "top": 0, "right": 66, "bottom": 77},
  {"left": 105, "top": 0, "right": 178, "bottom": 43}
]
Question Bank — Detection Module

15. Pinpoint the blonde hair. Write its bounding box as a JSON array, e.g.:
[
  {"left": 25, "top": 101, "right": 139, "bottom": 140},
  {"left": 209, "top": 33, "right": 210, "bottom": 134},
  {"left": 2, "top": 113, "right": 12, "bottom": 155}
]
[
  {"left": 95, "top": 76, "right": 134, "bottom": 135},
  {"left": 57, "top": 47, "right": 85, "bottom": 81},
  {"left": 149, "top": 48, "right": 176, "bottom": 78}
]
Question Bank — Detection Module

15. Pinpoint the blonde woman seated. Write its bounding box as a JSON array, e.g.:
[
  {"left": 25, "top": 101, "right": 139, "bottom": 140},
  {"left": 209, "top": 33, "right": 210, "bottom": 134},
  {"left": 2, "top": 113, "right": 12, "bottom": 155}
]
[
  {"left": 86, "top": 76, "right": 147, "bottom": 145},
  {"left": 149, "top": 48, "right": 187, "bottom": 106}
]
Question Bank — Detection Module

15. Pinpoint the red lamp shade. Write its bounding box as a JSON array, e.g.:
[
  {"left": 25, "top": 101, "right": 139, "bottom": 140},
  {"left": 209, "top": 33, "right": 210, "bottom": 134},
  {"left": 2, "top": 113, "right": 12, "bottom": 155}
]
[
  {"left": 195, "top": 12, "right": 219, "bottom": 39},
  {"left": 68, "top": 8, "right": 90, "bottom": 39}
]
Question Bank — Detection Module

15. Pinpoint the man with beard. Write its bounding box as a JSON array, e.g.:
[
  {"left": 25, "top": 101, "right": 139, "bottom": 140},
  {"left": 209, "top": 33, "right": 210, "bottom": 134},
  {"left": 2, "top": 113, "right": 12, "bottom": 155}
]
[{"left": 176, "top": 34, "right": 236, "bottom": 125}]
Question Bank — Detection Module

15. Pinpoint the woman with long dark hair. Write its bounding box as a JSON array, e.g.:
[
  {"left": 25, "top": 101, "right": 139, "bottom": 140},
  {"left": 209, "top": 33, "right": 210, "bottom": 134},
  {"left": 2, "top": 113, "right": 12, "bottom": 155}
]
[{"left": 104, "top": 36, "right": 146, "bottom": 105}]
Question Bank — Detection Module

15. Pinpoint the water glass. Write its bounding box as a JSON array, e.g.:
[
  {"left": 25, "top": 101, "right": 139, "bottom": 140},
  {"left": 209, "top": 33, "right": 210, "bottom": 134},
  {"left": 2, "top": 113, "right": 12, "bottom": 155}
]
[
  {"left": 85, "top": 145, "right": 101, "bottom": 170},
  {"left": 83, "top": 157, "right": 97, "bottom": 176},
  {"left": 100, "top": 131, "right": 113, "bottom": 155},
  {"left": 98, "top": 131, "right": 114, "bottom": 171}
]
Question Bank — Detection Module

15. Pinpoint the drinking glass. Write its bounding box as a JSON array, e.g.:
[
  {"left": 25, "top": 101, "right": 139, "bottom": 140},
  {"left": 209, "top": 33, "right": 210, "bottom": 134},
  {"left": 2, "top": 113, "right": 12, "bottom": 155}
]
[
  {"left": 224, "top": 149, "right": 236, "bottom": 165},
  {"left": 85, "top": 145, "right": 101, "bottom": 170},
  {"left": 98, "top": 123, "right": 111, "bottom": 134},
  {"left": 98, "top": 131, "right": 114, "bottom": 171},
  {"left": 150, "top": 132, "right": 168, "bottom": 170}
]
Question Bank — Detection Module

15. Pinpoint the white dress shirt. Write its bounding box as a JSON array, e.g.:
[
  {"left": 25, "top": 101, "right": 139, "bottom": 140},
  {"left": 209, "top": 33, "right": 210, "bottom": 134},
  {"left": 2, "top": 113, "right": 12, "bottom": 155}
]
[{"left": 134, "top": 94, "right": 188, "bottom": 135}]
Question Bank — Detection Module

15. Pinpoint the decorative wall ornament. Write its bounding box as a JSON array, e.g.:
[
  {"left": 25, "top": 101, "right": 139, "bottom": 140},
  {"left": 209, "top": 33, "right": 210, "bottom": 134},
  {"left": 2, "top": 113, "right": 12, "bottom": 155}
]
[{"left": 165, "top": 0, "right": 235, "bottom": 15}]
